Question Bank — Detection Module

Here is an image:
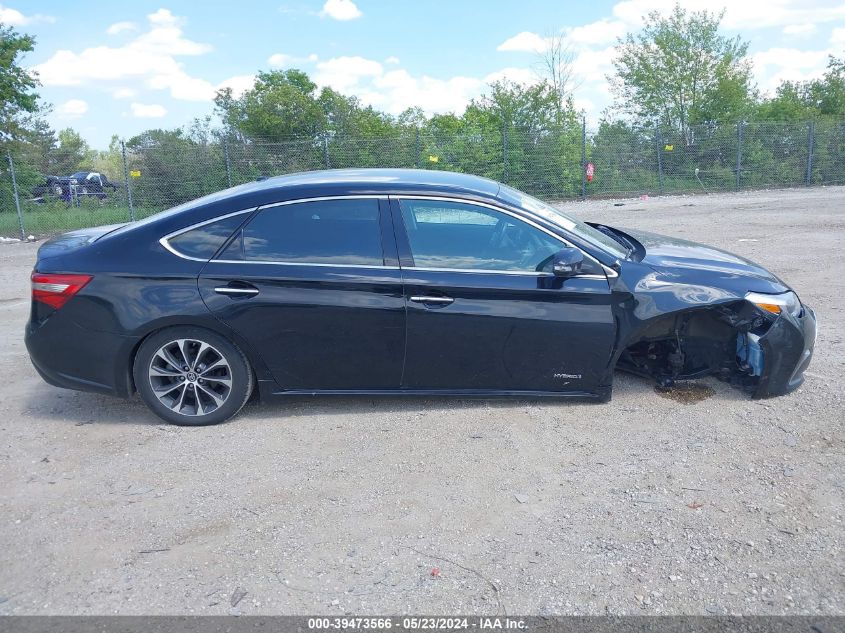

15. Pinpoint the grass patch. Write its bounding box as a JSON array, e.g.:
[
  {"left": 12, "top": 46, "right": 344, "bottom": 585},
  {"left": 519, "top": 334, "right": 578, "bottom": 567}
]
[{"left": 0, "top": 200, "right": 161, "bottom": 238}]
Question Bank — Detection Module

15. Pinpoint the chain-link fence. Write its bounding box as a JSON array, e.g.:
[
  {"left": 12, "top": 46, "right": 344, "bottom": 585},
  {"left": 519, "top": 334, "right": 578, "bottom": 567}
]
[{"left": 2, "top": 119, "right": 844, "bottom": 238}]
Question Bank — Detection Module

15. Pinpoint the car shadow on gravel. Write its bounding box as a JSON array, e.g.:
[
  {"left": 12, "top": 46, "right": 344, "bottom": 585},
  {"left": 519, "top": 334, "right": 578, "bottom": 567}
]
[
  {"left": 243, "top": 372, "right": 745, "bottom": 420},
  {"left": 22, "top": 384, "right": 161, "bottom": 426},
  {"left": 24, "top": 371, "right": 747, "bottom": 426}
]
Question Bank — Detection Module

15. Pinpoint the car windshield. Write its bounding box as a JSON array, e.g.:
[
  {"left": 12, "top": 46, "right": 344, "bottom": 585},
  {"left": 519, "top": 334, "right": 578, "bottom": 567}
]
[
  {"left": 498, "top": 184, "right": 629, "bottom": 258},
  {"left": 70, "top": 171, "right": 89, "bottom": 180}
]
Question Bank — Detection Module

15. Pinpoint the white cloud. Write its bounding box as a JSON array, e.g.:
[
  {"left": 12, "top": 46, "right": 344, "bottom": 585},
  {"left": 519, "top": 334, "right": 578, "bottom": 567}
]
[
  {"left": 564, "top": 19, "right": 627, "bottom": 47},
  {"left": 573, "top": 46, "right": 617, "bottom": 77},
  {"left": 112, "top": 87, "right": 137, "bottom": 99},
  {"left": 782, "top": 23, "right": 816, "bottom": 37},
  {"left": 308, "top": 54, "right": 487, "bottom": 116},
  {"left": 0, "top": 4, "right": 54, "bottom": 25},
  {"left": 484, "top": 67, "right": 538, "bottom": 85},
  {"left": 573, "top": 97, "right": 596, "bottom": 115},
  {"left": 267, "top": 52, "right": 318, "bottom": 68},
  {"left": 106, "top": 21, "right": 137, "bottom": 35},
  {"left": 497, "top": 20, "right": 624, "bottom": 61},
  {"left": 217, "top": 74, "right": 255, "bottom": 98},
  {"left": 148, "top": 72, "right": 216, "bottom": 101},
  {"left": 56, "top": 99, "right": 88, "bottom": 119},
  {"left": 130, "top": 103, "right": 167, "bottom": 118},
  {"left": 752, "top": 47, "right": 831, "bottom": 91},
  {"left": 32, "top": 9, "right": 214, "bottom": 101},
  {"left": 314, "top": 56, "right": 383, "bottom": 91},
  {"left": 268, "top": 53, "right": 294, "bottom": 67},
  {"left": 611, "top": 0, "right": 845, "bottom": 31},
  {"left": 369, "top": 70, "right": 483, "bottom": 115},
  {"left": 497, "top": 31, "right": 548, "bottom": 53},
  {"left": 831, "top": 27, "right": 845, "bottom": 48},
  {"left": 385, "top": 56, "right": 400, "bottom": 65},
  {"left": 320, "top": 0, "right": 362, "bottom": 21}
]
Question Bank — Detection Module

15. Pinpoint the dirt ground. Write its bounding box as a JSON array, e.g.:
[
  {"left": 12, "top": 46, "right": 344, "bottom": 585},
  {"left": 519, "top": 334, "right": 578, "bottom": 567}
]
[{"left": 0, "top": 186, "right": 842, "bottom": 616}]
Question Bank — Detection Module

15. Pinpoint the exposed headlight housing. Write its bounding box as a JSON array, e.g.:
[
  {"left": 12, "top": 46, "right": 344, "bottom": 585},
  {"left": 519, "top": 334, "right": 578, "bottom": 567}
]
[{"left": 745, "top": 291, "right": 801, "bottom": 318}]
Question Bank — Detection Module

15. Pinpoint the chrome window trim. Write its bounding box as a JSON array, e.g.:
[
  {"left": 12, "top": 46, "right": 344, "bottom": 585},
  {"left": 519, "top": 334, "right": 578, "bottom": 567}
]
[
  {"left": 213, "top": 260, "right": 400, "bottom": 271},
  {"left": 159, "top": 193, "right": 617, "bottom": 280},
  {"left": 395, "top": 195, "right": 617, "bottom": 279},
  {"left": 404, "top": 266, "right": 608, "bottom": 280},
  {"left": 258, "top": 194, "right": 389, "bottom": 209},
  {"left": 159, "top": 208, "right": 256, "bottom": 262}
]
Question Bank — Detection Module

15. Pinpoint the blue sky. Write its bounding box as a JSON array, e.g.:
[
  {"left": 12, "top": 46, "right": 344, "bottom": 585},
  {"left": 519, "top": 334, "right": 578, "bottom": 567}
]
[{"left": 4, "top": 0, "right": 845, "bottom": 148}]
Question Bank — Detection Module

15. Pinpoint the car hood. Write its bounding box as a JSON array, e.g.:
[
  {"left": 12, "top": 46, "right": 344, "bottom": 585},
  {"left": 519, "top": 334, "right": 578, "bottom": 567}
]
[{"left": 620, "top": 228, "right": 789, "bottom": 295}]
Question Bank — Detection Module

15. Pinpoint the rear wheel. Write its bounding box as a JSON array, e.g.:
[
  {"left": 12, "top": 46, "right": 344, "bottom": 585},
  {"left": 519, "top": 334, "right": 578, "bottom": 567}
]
[{"left": 134, "top": 327, "right": 253, "bottom": 426}]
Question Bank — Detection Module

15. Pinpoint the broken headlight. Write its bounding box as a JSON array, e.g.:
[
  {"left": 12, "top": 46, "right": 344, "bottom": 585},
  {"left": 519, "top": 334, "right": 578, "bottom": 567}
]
[{"left": 745, "top": 291, "right": 801, "bottom": 319}]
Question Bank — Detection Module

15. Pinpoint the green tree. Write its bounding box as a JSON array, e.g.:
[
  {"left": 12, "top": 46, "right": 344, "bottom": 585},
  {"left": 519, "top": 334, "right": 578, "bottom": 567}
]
[
  {"left": 214, "top": 69, "right": 327, "bottom": 141},
  {"left": 91, "top": 135, "right": 125, "bottom": 182},
  {"left": 1, "top": 24, "right": 49, "bottom": 219},
  {"left": 49, "top": 128, "right": 96, "bottom": 175},
  {"left": 755, "top": 56, "right": 845, "bottom": 120},
  {"left": 754, "top": 82, "right": 816, "bottom": 121},
  {"left": 126, "top": 127, "right": 228, "bottom": 210},
  {"left": 397, "top": 107, "right": 427, "bottom": 130},
  {"left": 0, "top": 24, "right": 40, "bottom": 146},
  {"left": 611, "top": 4, "right": 755, "bottom": 142}
]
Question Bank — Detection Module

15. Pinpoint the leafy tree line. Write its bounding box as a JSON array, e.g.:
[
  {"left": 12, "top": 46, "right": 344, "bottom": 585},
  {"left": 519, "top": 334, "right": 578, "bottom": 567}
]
[{"left": 2, "top": 2, "right": 845, "bottom": 219}]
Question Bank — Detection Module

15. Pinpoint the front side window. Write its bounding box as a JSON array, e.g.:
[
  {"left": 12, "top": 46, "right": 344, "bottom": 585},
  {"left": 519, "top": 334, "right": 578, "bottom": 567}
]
[
  {"left": 399, "top": 199, "right": 566, "bottom": 273},
  {"left": 498, "top": 184, "right": 629, "bottom": 258},
  {"left": 224, "top": 198, "right": 383, "bottom": 266}
]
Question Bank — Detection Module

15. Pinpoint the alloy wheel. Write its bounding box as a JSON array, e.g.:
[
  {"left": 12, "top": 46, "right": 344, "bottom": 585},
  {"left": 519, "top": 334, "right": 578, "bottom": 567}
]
[{"left": 148, "top": 338, "right": 232, "bottom": 416}]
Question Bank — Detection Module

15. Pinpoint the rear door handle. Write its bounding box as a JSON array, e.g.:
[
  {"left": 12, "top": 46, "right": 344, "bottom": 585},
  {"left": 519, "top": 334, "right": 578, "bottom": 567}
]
[
  {"left": 410, "top": 295, "right": 454, "bottom": 305},
  {"left": 214, "top": 283, "right": 259, "bottom": 297}
]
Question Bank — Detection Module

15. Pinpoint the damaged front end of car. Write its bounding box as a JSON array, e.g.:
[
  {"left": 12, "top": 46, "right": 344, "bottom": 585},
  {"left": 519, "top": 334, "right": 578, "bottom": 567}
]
[{"left": 612, "top": 273, "right": 817, "bottom": 399}]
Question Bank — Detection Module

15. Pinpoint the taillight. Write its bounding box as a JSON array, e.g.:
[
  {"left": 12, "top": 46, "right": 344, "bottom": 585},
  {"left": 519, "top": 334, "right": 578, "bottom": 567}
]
[{"left": 31, "top": 272, "right": 92, "bottom": 309}]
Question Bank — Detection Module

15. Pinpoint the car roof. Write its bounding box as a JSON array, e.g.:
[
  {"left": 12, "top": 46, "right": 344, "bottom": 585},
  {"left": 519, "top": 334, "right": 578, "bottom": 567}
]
[
  {"left": 219, "top": 168, "right": 500, "bottom": 201},
  {"left": 111, "top": 169, "right": 504, "bottom": 240}
]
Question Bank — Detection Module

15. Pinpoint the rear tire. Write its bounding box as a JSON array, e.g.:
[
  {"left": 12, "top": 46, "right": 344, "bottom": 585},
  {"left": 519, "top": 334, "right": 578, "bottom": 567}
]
[{"left": 134, "top": 327, "right": 253, "bottom": 426}]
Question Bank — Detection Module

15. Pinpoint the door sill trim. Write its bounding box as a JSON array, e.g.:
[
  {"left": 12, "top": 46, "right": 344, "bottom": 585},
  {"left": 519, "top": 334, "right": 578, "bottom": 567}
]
[{"left": 268, "top": 388, "right": 600, "bottom": 399}]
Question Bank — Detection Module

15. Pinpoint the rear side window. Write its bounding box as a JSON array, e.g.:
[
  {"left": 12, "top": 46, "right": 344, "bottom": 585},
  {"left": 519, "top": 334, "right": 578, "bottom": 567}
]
[
  {"left": 166, "top": 213, "right": 246, "bottom": 259},
  {"left": 224, "top": 198, "right": 383, "bottom": 266}
]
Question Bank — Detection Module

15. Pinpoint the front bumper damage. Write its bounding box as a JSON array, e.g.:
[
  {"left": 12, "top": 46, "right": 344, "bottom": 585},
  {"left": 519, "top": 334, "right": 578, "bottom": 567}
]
[
  {"left": 615, "top": 297, "right": 817, "bottom": 400},
  {"left": 752, "top": 305, "right": 816, "bottom": 398}
]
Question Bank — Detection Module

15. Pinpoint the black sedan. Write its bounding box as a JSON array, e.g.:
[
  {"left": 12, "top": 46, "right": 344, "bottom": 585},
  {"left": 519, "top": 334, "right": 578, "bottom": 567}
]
[{"left": 25, "top": 169, "right": 816, "bottom": 425}]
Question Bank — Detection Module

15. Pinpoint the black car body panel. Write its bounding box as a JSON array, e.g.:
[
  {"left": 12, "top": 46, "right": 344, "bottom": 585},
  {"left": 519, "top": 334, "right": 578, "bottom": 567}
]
[
  {"left": 25, "top": 169, "right": 816, "bottom": 410},
  {"left": 199, "top": 261, "right": 407, "bottom": 390}
]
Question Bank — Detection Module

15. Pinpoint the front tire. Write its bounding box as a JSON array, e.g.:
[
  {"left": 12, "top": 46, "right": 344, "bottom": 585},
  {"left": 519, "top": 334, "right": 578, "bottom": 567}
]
[{"left": 134, "top": 327, "right": 253, "bottom": 426}]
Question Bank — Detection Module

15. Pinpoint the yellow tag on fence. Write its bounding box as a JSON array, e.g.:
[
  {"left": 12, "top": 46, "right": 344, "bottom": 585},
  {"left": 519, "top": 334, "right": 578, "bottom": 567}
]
[
  {"left": 664, "top": 145, "right": 674, "bottom": 151},
  {"left": 130, "top": 170, "right": 141, "bottom": 178},
  {"left": 428, "top": 155, "right": 439, "bottom": 163}
]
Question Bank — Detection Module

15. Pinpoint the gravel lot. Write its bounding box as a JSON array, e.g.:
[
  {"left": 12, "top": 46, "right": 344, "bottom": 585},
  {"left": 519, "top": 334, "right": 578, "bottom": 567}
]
[{"left": 0, "top": 186, "right": 842, "bottom": 616}]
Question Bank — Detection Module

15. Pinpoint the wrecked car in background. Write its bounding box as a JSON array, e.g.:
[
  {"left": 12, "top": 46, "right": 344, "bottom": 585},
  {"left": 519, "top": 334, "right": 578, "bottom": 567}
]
[
  {"left": 31, "top": 171, "right": 119, "bottom": 203},
  {"left": 25, "top": 169, "right": 816, "bottom": 425}
]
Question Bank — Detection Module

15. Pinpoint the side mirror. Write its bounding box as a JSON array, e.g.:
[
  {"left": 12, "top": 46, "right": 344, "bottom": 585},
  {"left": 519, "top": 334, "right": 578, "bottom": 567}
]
[{"left": 552, "top": 247, "right": 584, "bottom": 278}]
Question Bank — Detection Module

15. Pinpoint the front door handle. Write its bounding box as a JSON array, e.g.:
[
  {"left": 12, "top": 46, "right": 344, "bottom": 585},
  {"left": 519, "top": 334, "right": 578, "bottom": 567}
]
[
  {"left": 214, "top": 283, "right": 259, "bottom": 297},
  {"left": 410, "top": 295, "right": 454, "bottom": 305}
]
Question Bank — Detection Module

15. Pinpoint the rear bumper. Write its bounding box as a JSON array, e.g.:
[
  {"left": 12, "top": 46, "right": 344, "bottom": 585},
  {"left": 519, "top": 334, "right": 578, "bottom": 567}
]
[
  {"left": 25, "top": 311, "right": 138, "bottom": 398},
  {"left": 753, "top": 304, "right": 816, "bottom": 398}
]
